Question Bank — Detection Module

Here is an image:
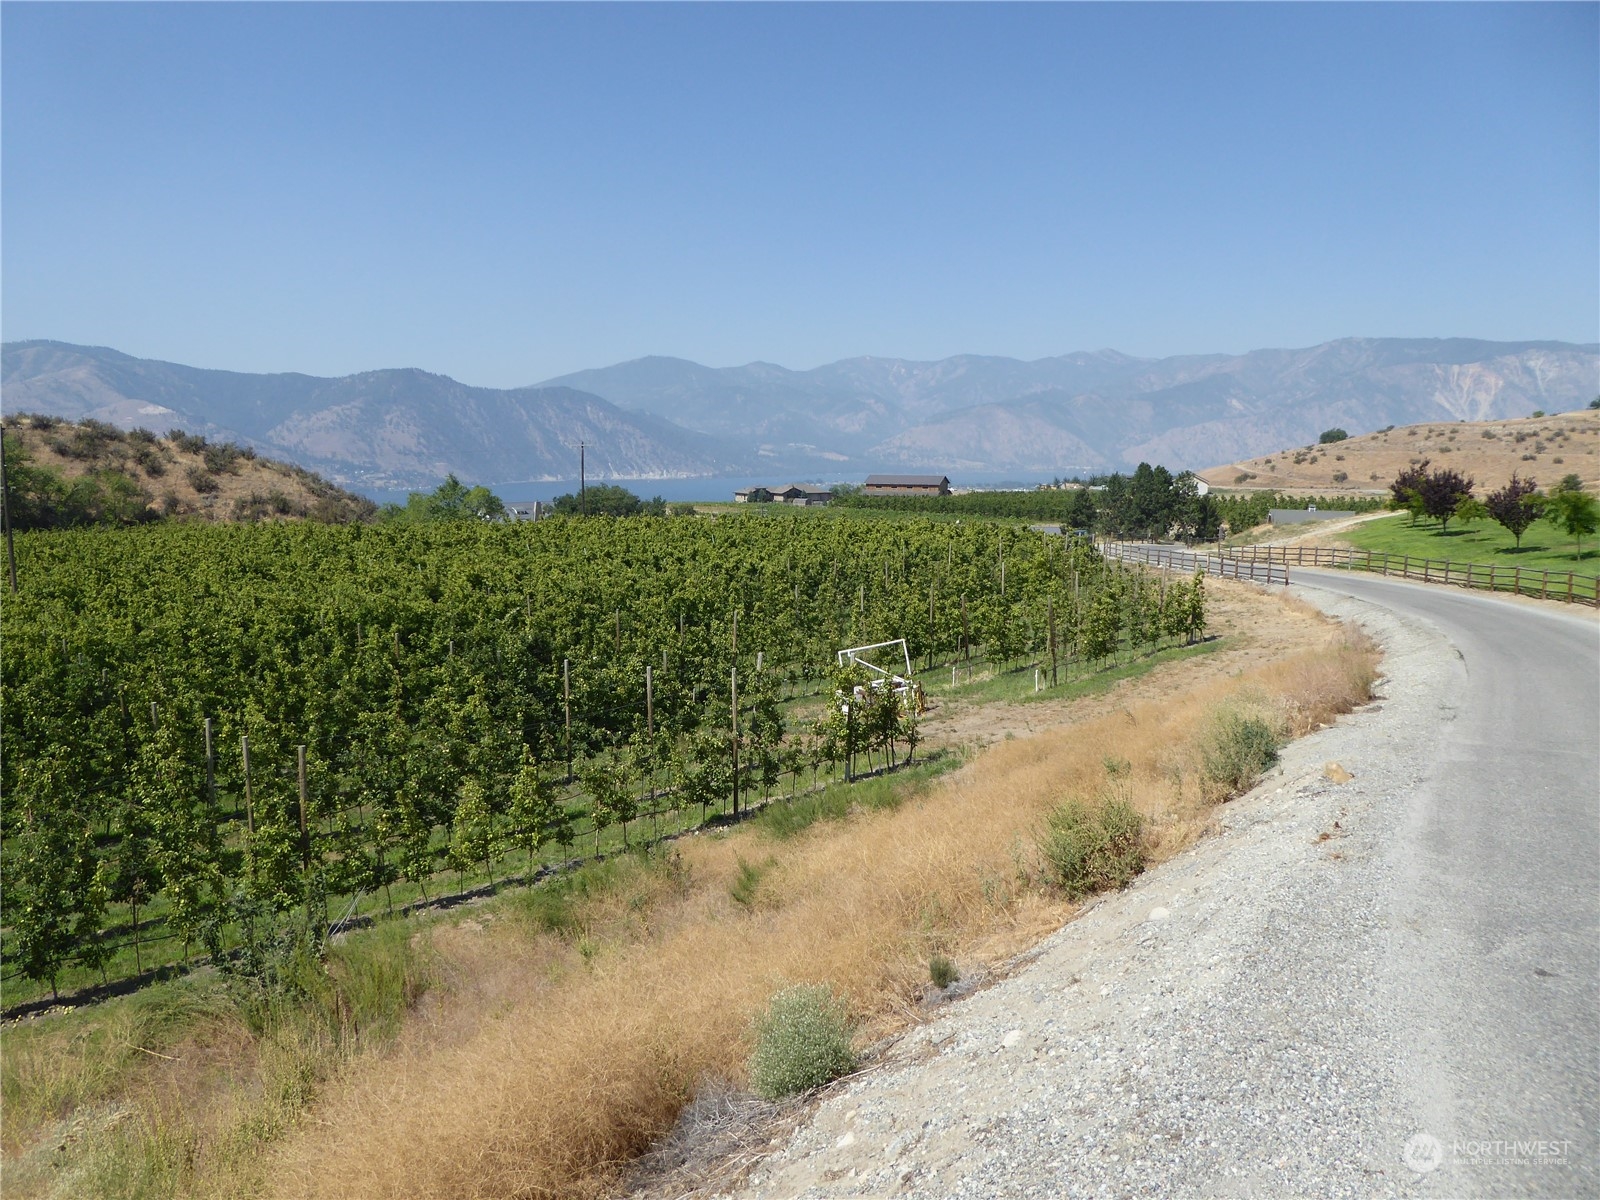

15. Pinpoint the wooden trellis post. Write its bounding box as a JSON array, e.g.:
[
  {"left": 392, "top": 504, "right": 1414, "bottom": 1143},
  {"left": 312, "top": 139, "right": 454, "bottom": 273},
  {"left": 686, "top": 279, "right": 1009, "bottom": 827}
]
[
  {"left": 563, "top": 658, "right": 572, "bottom": 782},
  {"left": 297, "top": 745, "right": 310, "bottom": 869},
  {"left": 1048, "top": 595, "right": 1058, "bottom": 687},
  {"left": 241, "top": 735, "right": 255, "bottom": 837},
  {"left": 203, "top": 717, "right": 216, "bottom": 811},
  {"left": 730, "top": 667, "right": 740, "bottom": 818}
]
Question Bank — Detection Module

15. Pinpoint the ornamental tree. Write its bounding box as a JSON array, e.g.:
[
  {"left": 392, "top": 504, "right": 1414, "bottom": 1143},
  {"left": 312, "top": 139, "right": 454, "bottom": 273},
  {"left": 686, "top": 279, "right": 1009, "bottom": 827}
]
[
  {"left": 1390, "top": 461, "right": 1431, "bottom": 525},
  {"left": 1485, "top": 474, "right": 1542, "bottom": 548},
  {"left": 1418, "top": 467, "right": 1475, "bottom": 532}
]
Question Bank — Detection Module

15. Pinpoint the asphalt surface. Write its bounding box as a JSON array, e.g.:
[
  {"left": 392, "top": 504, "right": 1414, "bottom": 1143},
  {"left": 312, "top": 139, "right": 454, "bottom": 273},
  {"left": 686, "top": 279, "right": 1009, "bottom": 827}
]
[
  {"left": 731, "top": 572, "right": 1598, "bottom": 1200},
  {"left": 1290, "top": 570, "right": 1600, "bottom": 1198}
]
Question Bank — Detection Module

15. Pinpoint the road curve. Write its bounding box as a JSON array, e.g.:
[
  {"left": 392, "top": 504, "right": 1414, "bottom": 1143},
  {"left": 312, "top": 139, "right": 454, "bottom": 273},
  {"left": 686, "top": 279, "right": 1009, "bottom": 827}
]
[
  {"left": 1290, "top": 569, "right": 1599, "bottom": 1198},
  {"left": 727, "top": 572, "right": 1598, "bottom": 1200}
]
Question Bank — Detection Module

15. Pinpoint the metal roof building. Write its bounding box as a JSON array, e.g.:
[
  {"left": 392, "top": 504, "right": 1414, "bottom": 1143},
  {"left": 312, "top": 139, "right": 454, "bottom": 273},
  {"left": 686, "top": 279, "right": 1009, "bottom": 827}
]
[{"left": 862, "top": 474, "right": 951, "bottom": 496}]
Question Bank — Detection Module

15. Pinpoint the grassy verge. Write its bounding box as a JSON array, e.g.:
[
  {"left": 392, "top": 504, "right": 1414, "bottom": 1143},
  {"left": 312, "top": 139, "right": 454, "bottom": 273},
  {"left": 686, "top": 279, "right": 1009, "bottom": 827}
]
[
  {"left": 1, "top": 915, "right": 440, "bottom": 1199},
  {"left": 1343, "top": 512, "right": 1598, "bottom": 573}
]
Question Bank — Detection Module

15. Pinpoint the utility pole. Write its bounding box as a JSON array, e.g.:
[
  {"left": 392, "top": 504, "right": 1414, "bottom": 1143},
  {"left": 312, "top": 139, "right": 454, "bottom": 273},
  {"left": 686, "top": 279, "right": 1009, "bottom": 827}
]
[{"left": 579, "top": 441, "right": 587, "bottom": 516}]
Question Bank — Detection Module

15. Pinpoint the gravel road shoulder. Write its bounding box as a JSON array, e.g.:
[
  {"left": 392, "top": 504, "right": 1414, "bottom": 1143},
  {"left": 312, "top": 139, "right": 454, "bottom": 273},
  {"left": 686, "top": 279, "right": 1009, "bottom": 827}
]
[{"left": 708, "top": 589, "right": 1463, "bottom": 1199}]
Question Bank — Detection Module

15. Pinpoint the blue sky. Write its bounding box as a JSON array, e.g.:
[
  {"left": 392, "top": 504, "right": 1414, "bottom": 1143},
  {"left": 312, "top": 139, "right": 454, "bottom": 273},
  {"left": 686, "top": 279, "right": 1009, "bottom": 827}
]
[{"left": 3, "top": 2, "right": 1596, "bottom": 387}]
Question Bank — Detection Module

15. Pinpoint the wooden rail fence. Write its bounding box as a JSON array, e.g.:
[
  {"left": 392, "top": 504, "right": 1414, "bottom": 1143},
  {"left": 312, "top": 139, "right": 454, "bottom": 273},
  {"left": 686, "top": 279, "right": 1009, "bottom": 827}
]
[
  {"left": 1100, "top": 542, "right": 1290, "bottom": 586},
  {"left": 1220, "top": 544, "right": 1599, "bottom": 607}
]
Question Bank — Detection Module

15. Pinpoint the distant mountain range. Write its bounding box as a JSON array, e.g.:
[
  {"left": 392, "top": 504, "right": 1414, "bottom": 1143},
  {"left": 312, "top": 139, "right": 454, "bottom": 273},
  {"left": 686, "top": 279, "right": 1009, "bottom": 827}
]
[{"left": 4, "top": 338, "right": 1595, "bottom": 490}]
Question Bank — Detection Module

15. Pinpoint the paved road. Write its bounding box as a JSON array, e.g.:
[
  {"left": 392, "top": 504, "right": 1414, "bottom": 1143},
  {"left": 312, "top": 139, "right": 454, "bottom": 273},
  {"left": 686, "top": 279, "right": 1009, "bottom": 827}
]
[
  {"left": 733, "top": 573, "right": 1598, "bottom": 1200},
  {"left": 1290, "top": 570, "right": 1599, "bottom": 1198}
]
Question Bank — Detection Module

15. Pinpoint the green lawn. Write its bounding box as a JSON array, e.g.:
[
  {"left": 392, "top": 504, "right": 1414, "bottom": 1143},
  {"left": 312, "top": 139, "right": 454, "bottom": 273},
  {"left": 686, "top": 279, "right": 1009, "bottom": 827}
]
[{"left": 1343, "top": 513, "right": 1598, "bottom": 576}]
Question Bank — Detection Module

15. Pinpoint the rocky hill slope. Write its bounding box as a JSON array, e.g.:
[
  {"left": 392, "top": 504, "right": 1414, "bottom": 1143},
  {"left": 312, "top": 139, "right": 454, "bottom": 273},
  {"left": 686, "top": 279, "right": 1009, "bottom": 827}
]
[{"left": 2, "top": 414, "right": 377, "bottom": 524}]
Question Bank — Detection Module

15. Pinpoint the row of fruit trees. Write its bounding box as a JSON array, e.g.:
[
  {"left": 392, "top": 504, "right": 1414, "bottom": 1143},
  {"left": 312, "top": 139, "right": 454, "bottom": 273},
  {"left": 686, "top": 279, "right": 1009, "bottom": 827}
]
[{"left": 1, "top": 514, "right": 1206, "bottom": 1000}]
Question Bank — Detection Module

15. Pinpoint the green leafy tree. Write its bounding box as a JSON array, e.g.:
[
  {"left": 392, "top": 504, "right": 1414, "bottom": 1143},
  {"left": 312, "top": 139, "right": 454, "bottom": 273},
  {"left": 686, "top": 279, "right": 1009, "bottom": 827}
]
[
  {"left": 136, "top": 725, "right": 224, "bottom": 963},
  {"left": 384, "top": 474, "right": 506, "bottom": 523},
  {"left": 1065, "top": 486, "right": 1098, "bottom": 532},
  {"left": 506, "top": 748, "right": 569, "bottom": 873},
  {"left": 1544, "top": 488, "right": 1599, "bottom": 557},
  {"left": 816, "top": 662, "right": 875, "bottom": 780},
  {"left": 8, "top": 758, "right": 88, "bottom": 995},
  {"left": 1179, "top": 567, "right": 1207, "bottom": 644},
  {"left": 674, "top": 728, "right": 731, "bottom": 821},
  {"left": 74, "top": 857, "right": 116, "bottom": 985},
  {"left": 1318, "top": 428, "right": 1350, "bottom": 444},
  {"left": 551, "top": 484, "right": 646, "bottom": 517},
  {"left": 394, "top": 783, "right": 437, "bottom": 900},
  {"left": 583, "top": 754, "right": 636, "bottom": 852},
  {"left": 1080, "top": 587, "right": 1122, "bottom": 663},
  {"left": 902, "top": 695, "right": 922, "bottom": 766},
  {"left": 1453, "top": 495, "right": 1489, "bottom": 527},
  {"left": 449, "top": 778, "right": 496, "bottom": 883},
  {"left": 742, "top": 673, "right": 787, "bottom": 801}
]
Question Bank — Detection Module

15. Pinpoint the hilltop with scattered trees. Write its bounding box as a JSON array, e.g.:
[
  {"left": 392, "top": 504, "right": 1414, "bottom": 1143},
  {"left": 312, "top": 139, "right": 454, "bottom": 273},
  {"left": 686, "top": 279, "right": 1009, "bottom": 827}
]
[{"left": 1200, "top": 409, "right": 1599, "bottom": 495}]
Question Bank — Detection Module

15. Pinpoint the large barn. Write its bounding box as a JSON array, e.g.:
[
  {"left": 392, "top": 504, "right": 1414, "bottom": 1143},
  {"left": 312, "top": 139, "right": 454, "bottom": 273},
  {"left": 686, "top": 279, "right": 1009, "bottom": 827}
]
[{"left": 862, "top": 474, "right": 951, "bottom": 497}]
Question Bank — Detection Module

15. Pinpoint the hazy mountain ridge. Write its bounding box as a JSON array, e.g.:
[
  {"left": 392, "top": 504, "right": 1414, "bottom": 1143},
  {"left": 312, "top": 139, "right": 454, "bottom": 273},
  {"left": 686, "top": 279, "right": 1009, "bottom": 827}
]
[
  {"left": 4, "top": 337, "right": 1595, "bottom": 490},
  {"left": 2, "top": 343, "right": 732, "bottom": 488},
  {"left": 545, "top": 337, "right": 1597, "bottom": 474}
]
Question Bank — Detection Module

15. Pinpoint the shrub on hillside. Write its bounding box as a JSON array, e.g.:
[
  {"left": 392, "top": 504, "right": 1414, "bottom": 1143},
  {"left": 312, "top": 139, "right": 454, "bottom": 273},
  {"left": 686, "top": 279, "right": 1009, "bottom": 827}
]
[
  {"left": 133, "top": 444, "right": 167, "bottom": 476},
  {"left": 748, "top": 985, "right": 856, "bottom": 1099},
  {"left": 203, "top": 442, "right": 245, "bottom": 474},
  {"left": 186, "top": 465, "right": 220, "bottom": 494},
  {"left": 1200, "top": 708, "right": 1280, "bottom": 801},
  {"left": 168, "top": 429, "right": 208, "bottom": 454},
  {"left": 929, "top": 953, "right": 959, "bottom": 990},
  {"left": 1036, "top": 796, "right": 1145, "bottom": 899}
]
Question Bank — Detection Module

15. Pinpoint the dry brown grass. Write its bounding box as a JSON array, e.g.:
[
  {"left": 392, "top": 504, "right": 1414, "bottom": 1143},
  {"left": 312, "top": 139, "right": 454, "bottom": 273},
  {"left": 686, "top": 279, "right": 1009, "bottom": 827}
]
[
  {"left": 267, "top": 621, "right": 1379, "bottom": 1200},
  {"left": 1197, "top": 409, "right": 1600, "bottom": 496}
]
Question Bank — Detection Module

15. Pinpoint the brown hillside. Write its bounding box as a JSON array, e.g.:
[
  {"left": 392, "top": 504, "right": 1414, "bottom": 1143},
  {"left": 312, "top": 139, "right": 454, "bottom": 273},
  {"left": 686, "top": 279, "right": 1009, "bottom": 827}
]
[
  {"left": 1197, "top": 410, "right": 1600, "bottom": 496},
  {"left": 2, "top": 413, "right": 377, "bottom": 523}
]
